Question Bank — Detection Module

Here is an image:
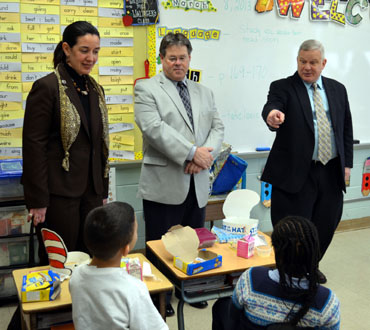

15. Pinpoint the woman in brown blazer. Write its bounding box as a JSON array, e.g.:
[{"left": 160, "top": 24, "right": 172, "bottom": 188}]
[{"left": 22, "top": 21, "right": 109, "bottom": 264}]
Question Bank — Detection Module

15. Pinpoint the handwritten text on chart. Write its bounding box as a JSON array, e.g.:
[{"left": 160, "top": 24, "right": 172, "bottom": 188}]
[
  {"left": 221, "top": 109, "right": 260, "bottom": 121},
  {"left": 218, "top": 64, "right": 268, "bottom": 85},
  {"left": 223, "top": 0, "right": 253, "bottom": 12},
  {"left": 240, "top": 25, "right": 303, "bottom": 44}
]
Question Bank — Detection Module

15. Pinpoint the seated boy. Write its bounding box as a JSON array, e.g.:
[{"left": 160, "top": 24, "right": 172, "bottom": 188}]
[{"left": 69, "top": 201, "right": 168, "bottom": 330}]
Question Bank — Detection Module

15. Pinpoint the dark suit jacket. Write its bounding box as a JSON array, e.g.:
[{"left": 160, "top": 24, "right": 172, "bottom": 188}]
[
  {"left": 22, "top": 64, "right": 108, "bottom": 209},
  {"left": 261, "top": 72, "right": 353, "bottom": 194}
]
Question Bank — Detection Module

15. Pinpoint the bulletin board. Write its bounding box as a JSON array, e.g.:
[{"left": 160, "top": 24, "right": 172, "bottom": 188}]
[
  {"left": 155, "top": 0, "right": 370, "bottom": 152},
  {"left": 0, "top": 0, "right": 152, "bottom": 161}
]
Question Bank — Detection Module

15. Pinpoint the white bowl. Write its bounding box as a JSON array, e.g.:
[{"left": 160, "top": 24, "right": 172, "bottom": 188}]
[{"left": 65, "top": 251, "right": 90, "bottom": 270}]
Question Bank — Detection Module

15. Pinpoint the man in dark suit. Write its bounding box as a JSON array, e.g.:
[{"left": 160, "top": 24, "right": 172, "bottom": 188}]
[{"left": 261, "top": 39, "right": 353, "bottom": 283}]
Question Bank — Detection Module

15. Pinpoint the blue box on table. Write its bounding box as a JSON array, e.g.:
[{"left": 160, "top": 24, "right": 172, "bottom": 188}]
[{"left": 162, "top": 225, "right": 222, "bottom": 276}]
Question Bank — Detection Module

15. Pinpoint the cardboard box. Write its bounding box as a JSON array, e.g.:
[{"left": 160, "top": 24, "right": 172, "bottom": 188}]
[
  {"left": 162, "top": 225, "right": 222, "bottom": 276},
  {"left": 21, "top": 270, "right": 61, "bottom": 302},
  {"left": 222, "top": 190, "right": 259, "bottom": 237},
  {"left": 237, "top": 236, "right": 255, "bottom": 259}
]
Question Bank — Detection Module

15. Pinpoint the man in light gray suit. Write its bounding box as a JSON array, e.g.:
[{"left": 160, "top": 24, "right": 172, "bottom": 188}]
[{"left": 135, "top": 33, "right": 224, "bottom": 314}]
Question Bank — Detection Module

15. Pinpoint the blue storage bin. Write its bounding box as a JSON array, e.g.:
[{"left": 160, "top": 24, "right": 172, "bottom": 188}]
[
  {"left": 0, "top": 159, "right": 23, "bottom": 198},
  {"left": 211, "top": 154, "right": 247, "bottom": 195}
]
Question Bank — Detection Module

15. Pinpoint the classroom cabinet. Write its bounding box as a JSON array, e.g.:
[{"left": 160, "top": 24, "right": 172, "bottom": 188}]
[{"left": 0, "top": 201, "right": 37, "bottom": 304}]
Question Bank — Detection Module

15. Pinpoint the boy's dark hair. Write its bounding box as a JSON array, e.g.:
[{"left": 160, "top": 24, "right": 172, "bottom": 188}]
[
  {"left": 159, "top": 32, "right": 192, "bottom": 57},
  {"left": 84, "top": 201, "right": 135, "bottom": 260},
  {"left": 271, "top": 216, "right": 320, "bottom": 327},
  {"left": 53, "top": 21, "right": 100, "bottom": 68}
]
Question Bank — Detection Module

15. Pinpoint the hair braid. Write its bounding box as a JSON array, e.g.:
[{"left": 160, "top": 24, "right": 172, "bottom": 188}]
[{"left": 271, "top": 216, "right": 320, "bottom": 326}]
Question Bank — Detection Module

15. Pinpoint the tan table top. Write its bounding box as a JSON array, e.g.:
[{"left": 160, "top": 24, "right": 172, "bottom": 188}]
[
  {"left": 13, "top": 253, "right": 173, "bottom": 314},
  {"left": 147, "top": 232, "right": 275, "bottom": 280}
]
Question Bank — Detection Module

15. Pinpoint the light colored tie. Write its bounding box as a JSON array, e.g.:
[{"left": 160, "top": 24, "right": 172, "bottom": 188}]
[
  {"left": 177, "top": 81, "right": 194, "bottom": 129},
  {"left": 312, "top": 82, "right": 332, "bottom": 165}
]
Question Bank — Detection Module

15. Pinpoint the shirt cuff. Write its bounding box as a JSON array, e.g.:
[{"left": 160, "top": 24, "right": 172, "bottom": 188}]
[{"left": 186, "top": 145, "right": 197, "bottom": 161}]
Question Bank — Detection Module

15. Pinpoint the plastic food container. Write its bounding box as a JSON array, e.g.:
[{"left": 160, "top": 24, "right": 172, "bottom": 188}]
[{"left": 255, "top": 245, "right": 272, "bottom": 258}]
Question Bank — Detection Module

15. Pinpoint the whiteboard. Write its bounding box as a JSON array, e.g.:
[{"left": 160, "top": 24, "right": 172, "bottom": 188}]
[{"left": 156, "top": 0, "right": 369, "bottom": 152}]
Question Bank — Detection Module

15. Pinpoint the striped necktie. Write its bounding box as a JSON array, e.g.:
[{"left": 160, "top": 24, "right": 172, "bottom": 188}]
[
  {"left": 177, "top": 81, "right": 194, "bottom": 129},
  {"left": 312, "top": 82, "right": 332, "bottom": 165}
]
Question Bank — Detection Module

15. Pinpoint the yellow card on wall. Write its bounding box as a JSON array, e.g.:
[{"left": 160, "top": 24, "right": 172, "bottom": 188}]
[
  {"left": 0, "top": 110, "right": 24, "bottom": 121},
  {"left": 110, "top": 133, "right": 134, "bottom": 145},
  {"left": 0, "top": 128, "right": 22, "bottom": 139},
  {"left": 60, "top": 6, "right": 98, "bottom": 16},
  {"left": 20, "top": 4, "right": 60, "bottom": 15},
  {"left": 0, "top": 13, "right": 20, "bottom": 23},
  {"left": 107, "top": 104, "right": 133, "bottom": 113},
  {"left": 103, "top": 85, "right": 133, "bottom": 95},
  {"left": 21, "top": 24, "right": 60, "bottom": 34},
  {"left": 99, "top": 27, "right": 133, "bottom": 38},
  {"left": 0, "top": 73, "right": 21, "bottom": 83},
  {"left": 0, "top": 83, "right": 22, "bottom": 93},
  {"left": 0, "top": 138, "right": 22, "bottom": 148},
  {"left": 0, "top": 43, "right": 21, "bottom": 53},
  {"left": 0, "top": 101, "right": 22, "bottom": 111},
  {"left": 99, "top": 57, "right": 134, "bottom": 67},
  {"left": 99, "top": 47, "right": 133, "bottom": 57},
  {"left": 99, "top": 75, "right": 133, "bottom": 85},
  {"left": 21, "top": 53, "right": 53, "bottom": 63},
  {"left": 0, "top": 23, "right": 20, "bottom": 33}
]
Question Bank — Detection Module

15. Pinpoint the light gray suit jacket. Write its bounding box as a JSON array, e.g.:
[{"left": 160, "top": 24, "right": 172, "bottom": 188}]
[{"left": 134, "top": 72, "right": 224, "bottom": 208}]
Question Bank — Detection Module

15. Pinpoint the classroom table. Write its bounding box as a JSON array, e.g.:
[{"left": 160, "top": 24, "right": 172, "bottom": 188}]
[
  {"left": 12, "top": 253, "right": 173, "bottom": 330},
  {"left": 147, "top": 232, "right": 275, "bottom": 330}
]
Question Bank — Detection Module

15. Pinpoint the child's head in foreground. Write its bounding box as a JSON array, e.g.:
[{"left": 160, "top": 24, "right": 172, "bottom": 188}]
[
  {"left": 84, "top": 201, "right": 137, "bottom": 261},
  {"left": 272, "top": 215, "right": 320, "bottom": 282}
]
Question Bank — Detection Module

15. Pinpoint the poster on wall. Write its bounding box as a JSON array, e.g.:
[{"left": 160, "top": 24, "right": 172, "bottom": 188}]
[{"left": 123, "top": 0, "right": 159, "bottom": 26}]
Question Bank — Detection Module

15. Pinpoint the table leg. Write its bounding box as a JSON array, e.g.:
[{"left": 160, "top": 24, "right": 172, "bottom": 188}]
[
  {"left": 30, "top": 313, "right": 37, "bottom": 330},
  {"left": 20, "top": 308, "right": 26, "bottom": 330},
  {"left": 177, "top": 299, "right": 185, "bottom": 330},
  {"left": 158, "top": 292, "right": 166, "bottom": 321}
]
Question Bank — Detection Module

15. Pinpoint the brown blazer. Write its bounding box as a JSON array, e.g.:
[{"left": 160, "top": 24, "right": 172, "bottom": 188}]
[{"left": 22, "top": 64, "right": 108, "bottom": 209}]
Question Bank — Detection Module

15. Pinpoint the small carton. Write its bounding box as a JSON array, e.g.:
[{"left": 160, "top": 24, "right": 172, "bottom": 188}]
[
  {"left": 237, "top": 235, "right": 255, "bottom": 259},
  {"left": 21, "top": 270, "right": 61, "bottom": 302},
  {"left": 162, "top": 225, "right": 222, "bottom": 276},
  {"left": 121, "top": 257, "right": 142, "bottom": 280}
]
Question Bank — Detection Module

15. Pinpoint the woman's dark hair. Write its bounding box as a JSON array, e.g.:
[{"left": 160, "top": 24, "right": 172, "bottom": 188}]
[
  {"left": 53, "top": 21, "right": 100, "bottom": 68},
  {"left": 271, "top": 216, "right": 320, "bottom": 326},
  {"left": 84, "top": 201, "right": 135, "bottom": 260},
  {"left": 159, "top": 32, "right": 192, "bottom": 57}
]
